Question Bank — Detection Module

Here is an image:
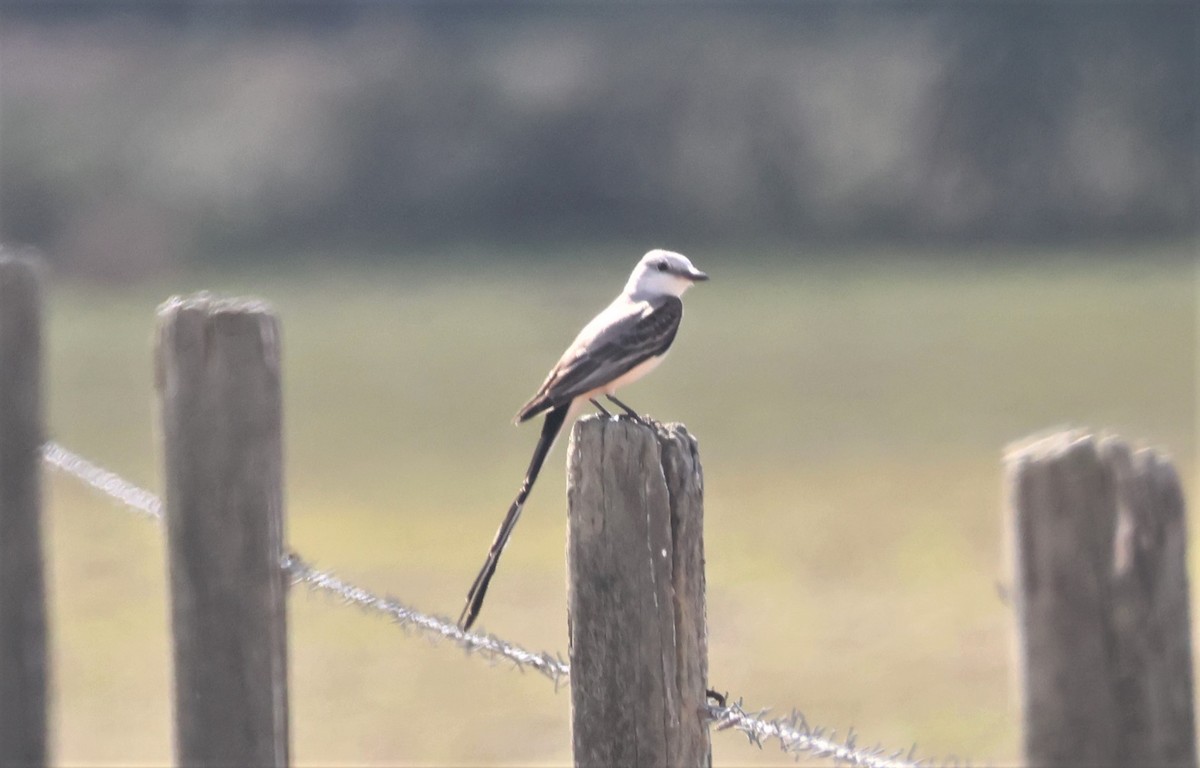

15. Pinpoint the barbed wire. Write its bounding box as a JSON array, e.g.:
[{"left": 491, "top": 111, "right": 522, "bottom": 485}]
[
  {"left": 41, "top": 442, "right": 567, "bottom": 681},
  {"left": 282, "top": 551, "right": 569, "bottom": 686},
  {"left": 43, "top": 442, "right": 162, "bottom": 520},
  {"left": 41, "top": 439, "right": 958, "bottom": 768},
  {"left": 707, "top": 700, "right": 960, "bottom": 768}
]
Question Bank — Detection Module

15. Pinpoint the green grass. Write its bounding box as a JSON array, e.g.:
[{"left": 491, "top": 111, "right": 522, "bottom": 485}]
[{"left": 42, "top": 242, "right": 1195, "bottom": 765}]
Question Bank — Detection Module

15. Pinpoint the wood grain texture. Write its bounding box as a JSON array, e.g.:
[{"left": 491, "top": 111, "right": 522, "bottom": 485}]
[
  {"left": 156, "top": 294, "right": 289, "bottom": 768},
  {"left": 0, "top": 256, "right": 47, "bottom": 767},
  {"left": 1007, "top": 430, "right": 1196, "bottom": 768},
  {"left": 567, "top": 416, "right": 710, "bottom": 768}
]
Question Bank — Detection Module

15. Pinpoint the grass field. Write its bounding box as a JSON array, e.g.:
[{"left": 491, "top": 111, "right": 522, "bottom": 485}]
[{"left": 40, "top": 242, "right": 1194, "bottom": 765}]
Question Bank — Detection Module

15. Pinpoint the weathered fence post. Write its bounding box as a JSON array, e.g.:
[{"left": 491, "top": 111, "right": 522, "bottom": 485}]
[
  {"left": 0, "top": 256, "right": 47, "bottom": 767},
  {"left": 156, "top": 294, "right": 289, "bottom": 767},
  {"left": 1006, "top": 429, "right": 1196, "bottom": 768},
  {"left": 567, "top": 417, "right": 710, "bottom": 767}
]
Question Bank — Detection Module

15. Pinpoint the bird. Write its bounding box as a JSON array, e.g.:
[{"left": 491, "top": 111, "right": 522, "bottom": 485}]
[{"left": 456, "top": 249, "right": 709, "bottom": 631}]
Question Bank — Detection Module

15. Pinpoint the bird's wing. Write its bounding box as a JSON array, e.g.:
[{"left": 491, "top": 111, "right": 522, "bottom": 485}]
[{"left": 515, "top": 295, "right": 683, "bottom": 422}]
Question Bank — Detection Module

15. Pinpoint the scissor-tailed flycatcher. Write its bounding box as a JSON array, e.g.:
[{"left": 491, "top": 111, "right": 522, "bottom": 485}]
[{"left": 457, "top": 249, "right": 709, "bottom": 631}]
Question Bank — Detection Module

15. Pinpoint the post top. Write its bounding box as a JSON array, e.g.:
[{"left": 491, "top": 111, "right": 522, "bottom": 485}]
[
  {"left": 1005, "top": 428, "right": 1096, "bottom": 464},
  {"left": 0, "top": 250, "right": 43, "bottom": 267},
  {"left": 0, "top": 251, "right": 44, "bottom": 287},
  {"left": 157, "top": 292, "right": 275, "bottom": 320},
  {"left": 574, "top": 413, "right": 697, "bottom": 446},
  {"left": 1005, "top": 427, "right": 1174, "bottom": 471}
]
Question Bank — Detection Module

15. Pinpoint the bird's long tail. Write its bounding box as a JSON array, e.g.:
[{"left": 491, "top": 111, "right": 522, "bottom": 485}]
[{"left": 457, "top": 405, "right": 570, "bottom": 631}]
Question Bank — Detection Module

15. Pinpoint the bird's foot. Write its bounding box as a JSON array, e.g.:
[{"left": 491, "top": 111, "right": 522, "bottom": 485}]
[{"left": 605, "top": 394, "right": 650, "bottom": 426}]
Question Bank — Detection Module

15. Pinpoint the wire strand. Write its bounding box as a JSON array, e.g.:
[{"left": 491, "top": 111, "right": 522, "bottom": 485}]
[
  {"left": 41, "top": 440, "right": 957, "bottom": 767},
  {"left": 43, "top": 442, "right": 162, "bottom": 520},
  {"left": 282, "top": 551, "right": 569, "bottom": 686}
]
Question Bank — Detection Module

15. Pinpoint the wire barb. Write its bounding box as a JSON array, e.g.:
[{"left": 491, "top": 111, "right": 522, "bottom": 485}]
[
  {"left": 41, "top": 440, "right": 966, "bottom": 768},
  {"left": 705, "top": 700, "right": 934, "bottom": 768}
]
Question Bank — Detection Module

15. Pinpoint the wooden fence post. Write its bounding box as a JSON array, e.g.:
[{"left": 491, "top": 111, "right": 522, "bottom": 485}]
[
  {"left": 567, "top": 417, "right": 710, "bottom": 768},
  {"left": 156, "top": 294, "right": 289, "bottom": 767},
  {"left": 0, "top": 256, "right": 47, "bottom": 767},
  {"left": 1006, "top": 430, "right": 1196, "bottom": 768}
]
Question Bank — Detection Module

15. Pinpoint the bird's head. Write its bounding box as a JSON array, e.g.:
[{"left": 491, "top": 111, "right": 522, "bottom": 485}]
[{"left": 625, "top": 249, "right": 709, "bottom": 298}]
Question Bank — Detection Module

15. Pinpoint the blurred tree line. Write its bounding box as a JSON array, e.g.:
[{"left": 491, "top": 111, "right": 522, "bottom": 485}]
[{"left": 0, "top": 2, "right": 1195, "bottom": 275}]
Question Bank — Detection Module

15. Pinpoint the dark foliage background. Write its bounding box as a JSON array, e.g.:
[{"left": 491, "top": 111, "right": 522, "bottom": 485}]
[{"left": 1, "top": 2, "right": 1195, "bottom": 273}]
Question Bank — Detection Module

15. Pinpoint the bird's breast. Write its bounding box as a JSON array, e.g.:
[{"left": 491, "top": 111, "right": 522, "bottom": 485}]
[{"left": 593, "top": 353, "right": 667, "bottom": 397}]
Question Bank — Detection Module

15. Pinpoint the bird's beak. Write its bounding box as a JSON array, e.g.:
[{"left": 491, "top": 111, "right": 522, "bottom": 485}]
[{"left": 688, "top": 269, "right": 709, "bottom": 282}]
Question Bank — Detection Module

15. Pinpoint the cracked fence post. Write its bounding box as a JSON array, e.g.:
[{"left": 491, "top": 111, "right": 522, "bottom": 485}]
[
  {"left": 156, "top": 294, "right": 290, "bottom": 768},
  {"left": 567, "top": 416, "right": 710, "bottom": 768},
  {"left": 1006, "top": 430, "right": 1196, "bottom": 768},
  {"left": 0, "top": 255, "right": 47, "bottom": 767}
]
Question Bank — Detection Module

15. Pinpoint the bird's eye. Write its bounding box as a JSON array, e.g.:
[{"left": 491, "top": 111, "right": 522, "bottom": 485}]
[{"left": 656, "top": 261, "right": 669, "bottom": 272}]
